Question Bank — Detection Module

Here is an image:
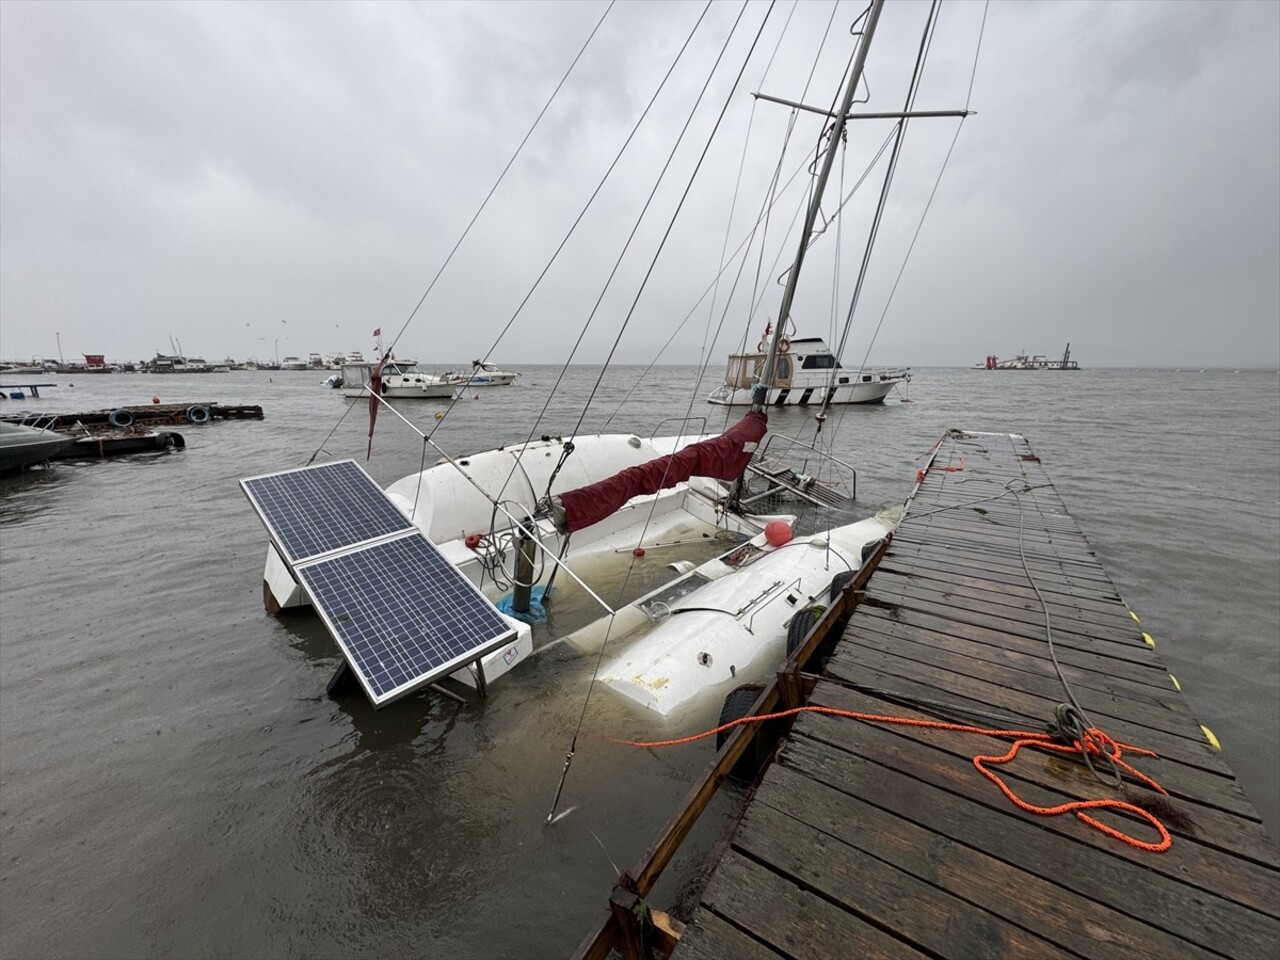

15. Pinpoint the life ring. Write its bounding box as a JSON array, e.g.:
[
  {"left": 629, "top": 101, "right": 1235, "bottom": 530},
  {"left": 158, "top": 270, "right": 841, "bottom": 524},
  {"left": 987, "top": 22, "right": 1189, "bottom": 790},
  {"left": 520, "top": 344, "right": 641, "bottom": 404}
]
[
  {"left": 756, "top": 340, "right": 766, "bottom": 352},
  {"left": 778, "top": 337, "right": 791, "bottom": 354},
  {"left": 186, "top": 404, "right": 211, "bottom": 424},
  {"left": 108, "top": 409, "right": 135, "bottom": 428}
]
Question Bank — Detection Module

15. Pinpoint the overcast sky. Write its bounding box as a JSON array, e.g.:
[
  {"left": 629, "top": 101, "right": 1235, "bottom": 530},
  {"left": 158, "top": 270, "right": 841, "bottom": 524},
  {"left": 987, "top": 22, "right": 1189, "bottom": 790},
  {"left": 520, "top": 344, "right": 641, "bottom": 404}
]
[{"left": 1, "top": 0, "right": 1276, "bottom": 368}]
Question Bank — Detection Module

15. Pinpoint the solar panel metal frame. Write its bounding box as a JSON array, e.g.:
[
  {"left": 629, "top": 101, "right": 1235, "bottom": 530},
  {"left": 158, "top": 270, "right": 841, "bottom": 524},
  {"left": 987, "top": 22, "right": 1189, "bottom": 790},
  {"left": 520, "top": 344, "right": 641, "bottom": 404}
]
[
  {"left": 296, "top": 532, "right": 517, "bottom": 707},
  {"left": 240, "top": 459, "right": 415, "bottom": 563}
]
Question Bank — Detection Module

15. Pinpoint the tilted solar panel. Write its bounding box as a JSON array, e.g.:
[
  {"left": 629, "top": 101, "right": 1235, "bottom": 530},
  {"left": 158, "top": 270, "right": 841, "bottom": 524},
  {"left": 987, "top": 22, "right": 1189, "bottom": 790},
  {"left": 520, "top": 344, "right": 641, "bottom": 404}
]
[
  {"left": 296, "top": 534, "right": 517, "bottom": 706},
  {"left": 241, "top": 460, "right": 414, "bottom": 562}
]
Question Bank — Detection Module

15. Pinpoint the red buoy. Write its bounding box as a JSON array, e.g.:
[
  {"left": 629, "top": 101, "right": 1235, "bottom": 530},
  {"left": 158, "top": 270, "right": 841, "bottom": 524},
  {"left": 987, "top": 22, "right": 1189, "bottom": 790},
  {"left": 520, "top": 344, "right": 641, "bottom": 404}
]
[
  {"left": 765, "top": 519, "right": 792, "bottom": 546},
  {"left": 633, "top": 547, "right": 646, "bottom": 558},
  {"left": 464, "top": 533, "right": 482, "bottom": 550}
]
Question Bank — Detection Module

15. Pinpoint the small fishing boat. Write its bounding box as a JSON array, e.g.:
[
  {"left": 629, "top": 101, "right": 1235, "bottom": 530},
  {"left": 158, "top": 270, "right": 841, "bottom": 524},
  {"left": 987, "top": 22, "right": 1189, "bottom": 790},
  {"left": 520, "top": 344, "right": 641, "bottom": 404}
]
[{"left": 708, "top": 333, "right": 909, "bottom": 406}]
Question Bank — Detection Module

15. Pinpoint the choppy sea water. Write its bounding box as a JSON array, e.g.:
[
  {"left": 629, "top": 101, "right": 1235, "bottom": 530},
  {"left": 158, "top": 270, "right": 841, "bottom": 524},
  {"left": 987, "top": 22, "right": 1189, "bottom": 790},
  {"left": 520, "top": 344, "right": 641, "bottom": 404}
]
[{"left": 1, "top": 365, "right": 1277, "bottom": 958}]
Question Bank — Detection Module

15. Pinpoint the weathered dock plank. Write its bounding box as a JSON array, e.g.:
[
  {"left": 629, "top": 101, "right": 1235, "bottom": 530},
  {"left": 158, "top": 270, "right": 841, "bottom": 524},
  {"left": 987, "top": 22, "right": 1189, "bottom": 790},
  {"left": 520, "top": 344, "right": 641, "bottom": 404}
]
[
  {"left": 855, "top": 605, "right": 1172, "bottom": 683},
  {"left": 847, "top": 613, "right": 1185, "bottom": 708},
  {"left": 698, "top": 850, "right": 931, "bottom": 960},
  {"left": 668, "top": 909, "right": 785, "bottom": 960},
  {"left": 755, "top": 760, "right": 1222, "bottom": 960},
  {"left": 663, "top": 431, "right": 1280, "bottom": 960}
]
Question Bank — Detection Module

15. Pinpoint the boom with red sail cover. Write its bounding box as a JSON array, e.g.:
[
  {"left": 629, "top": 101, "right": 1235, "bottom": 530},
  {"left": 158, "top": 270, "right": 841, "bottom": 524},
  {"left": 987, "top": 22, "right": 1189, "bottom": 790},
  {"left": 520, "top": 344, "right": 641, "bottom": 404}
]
[{"left": 554, "top": 411, "right": 767, "bottom": 534}]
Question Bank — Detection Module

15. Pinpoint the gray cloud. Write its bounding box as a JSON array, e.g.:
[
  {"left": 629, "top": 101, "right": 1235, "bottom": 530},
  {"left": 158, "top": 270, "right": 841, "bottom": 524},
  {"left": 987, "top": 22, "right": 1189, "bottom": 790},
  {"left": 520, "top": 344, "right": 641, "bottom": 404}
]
[{"left": 1, "top": 0, "right": 1276, "bottom": 368}]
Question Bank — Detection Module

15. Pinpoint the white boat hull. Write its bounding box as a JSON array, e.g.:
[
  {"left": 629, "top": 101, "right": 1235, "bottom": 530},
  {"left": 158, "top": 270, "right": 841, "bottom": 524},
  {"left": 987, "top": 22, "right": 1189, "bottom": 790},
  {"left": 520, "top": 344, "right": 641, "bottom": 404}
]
[
  {"left": 449, "top": 373, "right": 517, "bottom": 387},
  {"left": 582, "top": 514, "right": 895, "bottom": 716},
  {"left": 708, "top": 375, "right": 906, "bottom": 406},
  {"left": 338, "top": 361, "right": 457, "bottom": 399},
  {"left": 708, "top": 338, "right": 909, "bottom": 406},
  {"left": 255, "top": 427, "right": 897, "bottom": 716},
  {"left": 340, "top": 383, "right": 455, "bottom": 399}
]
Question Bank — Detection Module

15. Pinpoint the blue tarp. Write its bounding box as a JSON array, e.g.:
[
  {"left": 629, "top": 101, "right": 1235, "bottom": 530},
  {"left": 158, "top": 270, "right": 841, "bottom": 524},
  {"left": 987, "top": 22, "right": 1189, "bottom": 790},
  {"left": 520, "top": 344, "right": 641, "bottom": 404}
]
[{"left": 496, "top": 585, "right": 551, "bottom": 624}]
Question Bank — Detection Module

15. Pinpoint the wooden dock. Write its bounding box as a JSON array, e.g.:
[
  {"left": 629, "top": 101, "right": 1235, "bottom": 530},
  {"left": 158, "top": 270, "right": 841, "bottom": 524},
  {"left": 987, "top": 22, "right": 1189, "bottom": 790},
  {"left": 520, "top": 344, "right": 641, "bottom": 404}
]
[{"left": 576, "top": 430, "right": 1279, "bottom": 960}]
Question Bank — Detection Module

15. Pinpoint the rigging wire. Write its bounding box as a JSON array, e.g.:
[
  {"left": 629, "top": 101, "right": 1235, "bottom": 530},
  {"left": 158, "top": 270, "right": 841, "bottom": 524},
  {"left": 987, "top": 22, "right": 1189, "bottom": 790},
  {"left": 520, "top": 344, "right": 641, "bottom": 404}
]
[
  {"left": 695, "top": 0, "right": 803, "bottom": 395},
  {"left": 597, "top": 134, "right": 855, "bottom": 430},
  {"left": 839, "top": 0, "right": 989, "bottom": 413},
  {"left": 570, "top": 1, "right": 776, "bottom": 439},
  {"left": 304, "top": 2, "right": 615, "bottom": 465},
  {"left": 603, "top": 0, "right": 853, "bottom": 430},
  {"left": 827, "top": 0, "right": 941, "bottom": 395},
  {"left": 376, "top": 3, "right": 618, "bottom": 366},
  {"left": 429, "top": 1, "right": 720, "bottom": 527},
  {"left": 734, "top": 0, "right": 844, "bottom": 367},
  {"left": 546, "top": 1, "right": 780, "bottom": 828}
]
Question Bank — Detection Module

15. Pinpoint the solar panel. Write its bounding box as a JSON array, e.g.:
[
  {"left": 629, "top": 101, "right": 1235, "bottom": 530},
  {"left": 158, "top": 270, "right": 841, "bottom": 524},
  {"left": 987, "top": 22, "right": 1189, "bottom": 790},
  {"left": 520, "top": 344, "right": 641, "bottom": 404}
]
[
  {"left": 242, "top": 460, "right": 414, "bottom": 562},
  {"left": 296, "top": 533, "right": 517, "bottom": 706}
]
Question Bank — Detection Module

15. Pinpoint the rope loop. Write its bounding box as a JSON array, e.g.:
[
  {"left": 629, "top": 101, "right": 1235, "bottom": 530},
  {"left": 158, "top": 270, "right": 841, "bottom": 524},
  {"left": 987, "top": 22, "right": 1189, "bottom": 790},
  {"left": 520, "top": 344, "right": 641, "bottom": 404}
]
[{"left": 609, "top": 704, "right": 1174, "bottom": 853}]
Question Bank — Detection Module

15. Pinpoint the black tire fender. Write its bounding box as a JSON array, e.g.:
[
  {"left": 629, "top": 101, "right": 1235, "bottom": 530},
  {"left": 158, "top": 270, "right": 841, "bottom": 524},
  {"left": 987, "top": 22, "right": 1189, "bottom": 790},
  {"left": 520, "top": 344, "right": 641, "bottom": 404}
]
[
  {"left": 715, "top": 683, "right": 765, "bottom": 750},
  {"left": 786, "top": 604, "right": 827, "bottom": 657}
]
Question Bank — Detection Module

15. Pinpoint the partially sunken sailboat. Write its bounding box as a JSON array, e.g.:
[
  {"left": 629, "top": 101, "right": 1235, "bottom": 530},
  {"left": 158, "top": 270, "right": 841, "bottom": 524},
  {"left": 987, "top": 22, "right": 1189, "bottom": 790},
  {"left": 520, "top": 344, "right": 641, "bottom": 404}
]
[{"left": 239, "top": 0, "right": 958, "bottom": 722}]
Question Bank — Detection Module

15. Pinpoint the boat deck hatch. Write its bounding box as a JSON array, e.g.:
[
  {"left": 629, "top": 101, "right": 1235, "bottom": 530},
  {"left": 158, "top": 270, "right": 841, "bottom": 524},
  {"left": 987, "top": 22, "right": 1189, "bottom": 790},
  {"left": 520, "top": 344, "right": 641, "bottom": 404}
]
[{"left": 638, "top": 573, "right": 712, "bottom": 620}]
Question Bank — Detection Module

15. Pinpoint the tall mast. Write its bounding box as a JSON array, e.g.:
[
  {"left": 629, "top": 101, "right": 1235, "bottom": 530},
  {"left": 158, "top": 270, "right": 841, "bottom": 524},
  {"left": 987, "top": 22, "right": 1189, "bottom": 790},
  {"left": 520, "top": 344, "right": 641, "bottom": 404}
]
[{"left": 754, "top": 0, "right": 885, "bottom": 411}]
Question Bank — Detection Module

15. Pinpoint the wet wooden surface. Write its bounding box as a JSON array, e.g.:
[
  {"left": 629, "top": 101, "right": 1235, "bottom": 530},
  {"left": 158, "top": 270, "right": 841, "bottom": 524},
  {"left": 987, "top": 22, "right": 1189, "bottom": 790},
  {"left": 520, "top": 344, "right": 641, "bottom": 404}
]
[{"left": 672, "top": 431, "right": 1280, "bottom": 959}]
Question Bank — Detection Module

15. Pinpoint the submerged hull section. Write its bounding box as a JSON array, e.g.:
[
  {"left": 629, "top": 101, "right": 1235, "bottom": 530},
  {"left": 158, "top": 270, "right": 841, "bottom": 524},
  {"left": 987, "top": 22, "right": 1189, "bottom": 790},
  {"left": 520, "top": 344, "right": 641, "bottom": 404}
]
[
  {"left": 253, "top": 424, "right": 895, "bottom": 717},
  {"left": 0, "top": 423, "right": 73, "bottom": 472},
  {"left": 593, "top": 514, "right": 896, "bottom": 716}
]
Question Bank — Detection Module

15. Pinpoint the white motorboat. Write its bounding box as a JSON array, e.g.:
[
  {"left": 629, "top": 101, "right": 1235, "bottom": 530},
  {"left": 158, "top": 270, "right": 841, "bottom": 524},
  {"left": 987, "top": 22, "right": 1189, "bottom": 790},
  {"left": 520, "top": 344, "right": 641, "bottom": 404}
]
[
  {"left": 279, "top": 356, "right": 310, "bottom": 371},
  {"left": 338, "top": 361, "right": 455, "bottom": 399},
  {"left": 708, "top": 335, "right": 909, "bottom": 406},
  {"left": 439, "top": 361, "right": 519, "bottom": 387}
]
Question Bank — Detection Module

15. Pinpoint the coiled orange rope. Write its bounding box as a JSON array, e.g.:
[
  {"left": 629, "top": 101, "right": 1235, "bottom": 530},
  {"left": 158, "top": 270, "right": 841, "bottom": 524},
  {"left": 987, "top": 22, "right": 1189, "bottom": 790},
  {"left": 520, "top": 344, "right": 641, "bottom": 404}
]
[{"left": 610, "top": 704, "right": 1172, "bottom": 852}]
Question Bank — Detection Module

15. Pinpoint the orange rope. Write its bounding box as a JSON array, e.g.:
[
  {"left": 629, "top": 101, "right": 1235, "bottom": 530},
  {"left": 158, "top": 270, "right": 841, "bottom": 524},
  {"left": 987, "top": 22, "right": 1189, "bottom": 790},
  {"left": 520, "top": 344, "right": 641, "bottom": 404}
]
[
  {"left": 610, "top": 705, "right": 1172, "bottom": 852},
  {"left": 915, "top": 455, "right": 965, "bottom": 484}
]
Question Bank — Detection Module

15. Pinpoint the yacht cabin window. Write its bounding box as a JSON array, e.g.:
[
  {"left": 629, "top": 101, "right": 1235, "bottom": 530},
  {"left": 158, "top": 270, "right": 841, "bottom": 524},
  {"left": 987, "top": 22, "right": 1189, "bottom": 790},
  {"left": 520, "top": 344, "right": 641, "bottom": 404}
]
[{"left": 800, "top": 354, "right": 839, "bottom": 370}]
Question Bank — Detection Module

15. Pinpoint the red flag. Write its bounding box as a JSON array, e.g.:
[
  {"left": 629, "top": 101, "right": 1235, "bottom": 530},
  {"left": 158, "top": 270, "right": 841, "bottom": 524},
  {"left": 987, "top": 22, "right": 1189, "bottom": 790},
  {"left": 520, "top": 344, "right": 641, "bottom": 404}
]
[{"left": 372, "top": 327, "right": 381, "bottom": 337}]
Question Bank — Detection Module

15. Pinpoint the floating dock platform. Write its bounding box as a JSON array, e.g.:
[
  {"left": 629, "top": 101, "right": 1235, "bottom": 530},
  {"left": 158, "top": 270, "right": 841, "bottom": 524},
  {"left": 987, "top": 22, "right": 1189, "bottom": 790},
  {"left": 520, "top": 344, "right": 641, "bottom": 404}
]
[
  {"left": 575, "top": 430, "right": 1279, "bottom": 960},
  {"left": 0, "top": 402, "right": 262, "bottom": 431},
  {"left": 49, "top": 430, "right": 186, "bottom": 460}
]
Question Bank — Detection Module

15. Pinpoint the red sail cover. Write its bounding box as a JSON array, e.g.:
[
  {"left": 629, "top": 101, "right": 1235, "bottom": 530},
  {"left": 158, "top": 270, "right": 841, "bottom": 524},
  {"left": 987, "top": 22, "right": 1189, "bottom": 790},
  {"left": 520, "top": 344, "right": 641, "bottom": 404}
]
[
  {"left": 366, "top": 355, "right": 386, "bottom": 460},
  {"left": 558, "top": 411, "right": 767, "bottom": 534}
]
